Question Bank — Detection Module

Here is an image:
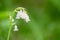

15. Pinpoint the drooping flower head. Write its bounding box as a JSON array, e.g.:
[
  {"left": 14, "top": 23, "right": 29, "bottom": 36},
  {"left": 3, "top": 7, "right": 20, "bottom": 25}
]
[
  {"left": 11, "top": 7, "right": 30, "bottom": 31},
  {"left": 13, "top": 7, "right": 30, "bottom": 23}
]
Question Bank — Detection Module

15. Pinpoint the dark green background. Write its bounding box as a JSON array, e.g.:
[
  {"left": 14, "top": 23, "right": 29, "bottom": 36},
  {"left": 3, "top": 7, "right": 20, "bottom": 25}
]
[{"left": 0, "top": 0, "right": 60, "bottom": 40}]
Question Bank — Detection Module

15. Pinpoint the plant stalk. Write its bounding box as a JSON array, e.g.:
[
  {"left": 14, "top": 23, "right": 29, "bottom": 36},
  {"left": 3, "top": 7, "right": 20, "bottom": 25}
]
[{"left": 7, "top": 17, "right": 12, "bottom": 40}]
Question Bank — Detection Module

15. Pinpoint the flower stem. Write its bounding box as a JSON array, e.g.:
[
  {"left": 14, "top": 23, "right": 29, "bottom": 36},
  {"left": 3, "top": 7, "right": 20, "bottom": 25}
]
[{"left": 7, "top": 17, "right": 12, "bottom": 40}]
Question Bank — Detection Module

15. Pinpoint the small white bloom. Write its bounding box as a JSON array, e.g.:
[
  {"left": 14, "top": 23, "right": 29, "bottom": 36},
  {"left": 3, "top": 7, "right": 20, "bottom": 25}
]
[
  {"left": 16, "top": 10, "right": 22, "bottom": 19},
  {"left": 12, "top": 18, "right": 14, "bottom": 23},
  {"left": 9, "top": 16, "right": 15, "bottom": 22},
  {"left": 16, "top": 9, "right": 30, "bottom": 23},
  {"left": 13, "top": 25, "right": 18, "bottom": 31}
]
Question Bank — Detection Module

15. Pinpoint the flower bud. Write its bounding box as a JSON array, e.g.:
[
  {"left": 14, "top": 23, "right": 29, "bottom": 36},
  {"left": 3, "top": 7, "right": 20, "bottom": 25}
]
[{"left": 13, "top": 25, "right": 18, "bottom": 31}]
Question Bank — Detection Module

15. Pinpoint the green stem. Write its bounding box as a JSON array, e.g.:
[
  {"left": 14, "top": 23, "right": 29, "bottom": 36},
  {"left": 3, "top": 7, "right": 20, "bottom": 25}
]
[{"left": 7, "top": 17, "right": 12, "bottom": 40}]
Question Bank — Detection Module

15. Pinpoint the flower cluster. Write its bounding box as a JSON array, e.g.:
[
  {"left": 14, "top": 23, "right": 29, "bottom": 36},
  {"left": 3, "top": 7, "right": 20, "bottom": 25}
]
[
  {"left": 16, "top": 8, "right": 30, "bottom": 23},
  {"left": 10, "top": 7, "right": 30, "bottom": 31}
]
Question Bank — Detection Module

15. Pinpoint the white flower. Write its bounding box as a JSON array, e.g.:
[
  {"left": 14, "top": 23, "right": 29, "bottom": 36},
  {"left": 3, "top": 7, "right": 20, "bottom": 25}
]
[
  {"left": 12, "top": 18, "right": 14, "bottom": 23},
  {"left": 9, "top": 16, "right": 14, "bottom": 22},
  {"left": 9, "top": 16, "right": 15, "bottom": 25},
  {"left": 13, "top": 25, "right": 18, "bottom": 31},
  {"left": 16, "top": 9, "right": 30, "bottom": 23}
]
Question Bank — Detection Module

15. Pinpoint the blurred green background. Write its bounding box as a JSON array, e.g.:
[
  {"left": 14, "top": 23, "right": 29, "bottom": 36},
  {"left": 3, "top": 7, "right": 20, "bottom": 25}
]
[{"left": 0, "top": 0, "right": 60, "bottom": 40}]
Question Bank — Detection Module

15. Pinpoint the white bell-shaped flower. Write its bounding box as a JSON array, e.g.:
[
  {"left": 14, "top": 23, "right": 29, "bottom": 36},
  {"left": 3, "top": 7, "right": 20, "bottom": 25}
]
[
  {"left": 16, "top": 9, "right": 30, "bottom": 23},
  {"left": 12, "top": 18, "right": 14, "bottom": 23},
  {"left": 13, "top": 25, "right": 18, "bottom": 31},
  {"left": 9, "top": 16, "right": 14, "bottom": 22}
]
